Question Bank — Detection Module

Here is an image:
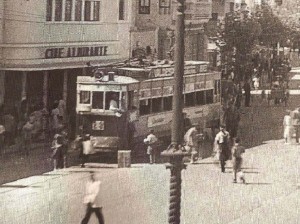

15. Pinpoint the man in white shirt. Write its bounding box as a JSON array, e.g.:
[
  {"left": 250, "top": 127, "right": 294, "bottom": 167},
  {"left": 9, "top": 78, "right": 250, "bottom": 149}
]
[
  {"left": 215, "top": 125, "right": 230, "bottom": 173},
  {"left": 144, "top": 129, "right": 158, "bottom": 164},
  {"left": 184, "top": 125, "right": 203, "bottom": 164},
  {"left": 81, "top": 172, "right": 104, "bottom": 224}
]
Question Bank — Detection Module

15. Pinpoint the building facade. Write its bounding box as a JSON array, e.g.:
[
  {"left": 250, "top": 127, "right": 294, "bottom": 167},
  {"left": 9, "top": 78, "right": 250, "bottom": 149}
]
[
  {"left": 130, "top": 0, "right": 212, "bottom": 61},
  {"left": 0, "top": 0, "right": 132, "bottom": 132}
]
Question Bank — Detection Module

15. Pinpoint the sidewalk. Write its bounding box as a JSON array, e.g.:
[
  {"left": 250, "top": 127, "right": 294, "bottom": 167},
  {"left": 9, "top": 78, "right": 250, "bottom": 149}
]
[{"left": 1, "top": 139, "right": 299, "bottom": 224}]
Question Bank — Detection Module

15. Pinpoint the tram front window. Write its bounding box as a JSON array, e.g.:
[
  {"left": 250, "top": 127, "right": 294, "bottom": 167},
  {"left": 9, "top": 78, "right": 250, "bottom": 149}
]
[
  {"left": 92, "top": 92, "right": 104, "bottom": 109},
  {"left": 80, "top": 91, "right": 90, "bottom": 104}
]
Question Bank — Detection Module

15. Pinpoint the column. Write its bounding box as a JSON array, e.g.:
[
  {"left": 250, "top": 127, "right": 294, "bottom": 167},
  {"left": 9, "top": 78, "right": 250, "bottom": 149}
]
[
  {"left": 63, "top": 70, "right": 68, "bottom": 102},
  {"left": 0, "top": 71, "right": 5, "bottom": 107},
  {"left": 21, "top": 71, "right": 27, "bottom": 101},
  {"left": 43, "top": 71, "right": 49, "bottom": 109}
]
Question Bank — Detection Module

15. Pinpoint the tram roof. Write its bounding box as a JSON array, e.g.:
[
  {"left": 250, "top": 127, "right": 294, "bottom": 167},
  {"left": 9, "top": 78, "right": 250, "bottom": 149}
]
[
  {"left": 117, "top": 60, "right": 209, "bottom": 71},
  {"left": 77, "top": 75, "right": 139, "bottom": 84}
]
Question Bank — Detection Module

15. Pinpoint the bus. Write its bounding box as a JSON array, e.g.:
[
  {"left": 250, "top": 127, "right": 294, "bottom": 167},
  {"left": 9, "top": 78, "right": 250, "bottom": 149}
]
[{"left": 76, "top": 61, "right": 221, "bottom": 158}]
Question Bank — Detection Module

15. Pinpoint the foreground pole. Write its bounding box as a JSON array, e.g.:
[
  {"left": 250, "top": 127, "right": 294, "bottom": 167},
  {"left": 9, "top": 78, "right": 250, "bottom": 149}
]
[{"left": 161, "top": 1, "right": 188, "bottom": 224}]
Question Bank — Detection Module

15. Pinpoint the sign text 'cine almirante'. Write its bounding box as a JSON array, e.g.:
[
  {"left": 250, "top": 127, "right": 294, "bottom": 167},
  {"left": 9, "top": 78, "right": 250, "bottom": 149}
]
[{"left": 45, "top": 46, "right": 108, "bottom": 59}]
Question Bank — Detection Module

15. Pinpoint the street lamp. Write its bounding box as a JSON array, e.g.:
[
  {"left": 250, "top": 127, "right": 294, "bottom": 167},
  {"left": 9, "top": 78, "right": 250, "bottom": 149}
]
[{"left": 161, "top": 0, "right": 189, "bottom": 224}]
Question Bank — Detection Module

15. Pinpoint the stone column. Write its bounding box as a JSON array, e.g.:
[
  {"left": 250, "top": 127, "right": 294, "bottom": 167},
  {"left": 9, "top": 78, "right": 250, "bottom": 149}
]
[
  {"left": 43, "top": 71, "right": 49, "bottom": 110},
  {"left": 63, "top": 70, "right": 68, "bottom": 102},
  {"left": 21, "top": 71, "right": 27, "bottom": 101}
]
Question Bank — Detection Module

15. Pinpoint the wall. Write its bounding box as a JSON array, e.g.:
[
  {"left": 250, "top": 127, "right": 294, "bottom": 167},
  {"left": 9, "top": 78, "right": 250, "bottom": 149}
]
[{"left": 1, "top": 0, "right": 132, "bottom": 69}]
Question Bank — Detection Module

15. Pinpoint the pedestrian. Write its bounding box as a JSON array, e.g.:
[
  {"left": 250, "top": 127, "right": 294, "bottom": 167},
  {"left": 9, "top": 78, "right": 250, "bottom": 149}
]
[
  {"left": 79, "top": 134, "right": 92, "bottom": 168},
  {"left": 291, "top": 107, "right": 300, "bottom": 144},
  {"left": 3, "top": 111, "right": 16, "bottom": 146},
  {"left": 50, "top": 101, "right": 60, "bottom": 137},
  {"left": 58, "top": 99, "right": 67, "bottom": 122},
  {"left": 183, "top": 112, "right": 192, "bottom": 133},
  {"left": 215, "top": 125, "right": 230, "bottom": 173},
  {"left": 0, "top": 120, "right": 5, "bottom": 155},
  {"left": 51, "top": 135, "right": 64, "bottom": 170},
  {"left": 21, "top": 118, "right": 34, "bottom": 156},
  {"left": 243, "top": 80, "right": 251, "bottom": 107},
  {"left": 184, "top": 125, "right": 201, "bottom": 164},
  {"left": 231, "top": 138, "right": 246, "bottom": 184},
  {"left": 60, "top": 129, "right": 69, "bottom": 168},
  {"left": 81, "top": 172, "right": 105, "bottom": 224},
  {"left": 144, "top": 129, "right": 158, "bottom": 164},
  {"left": 283, "top": 110, "right": 292, "bottom": 144}
]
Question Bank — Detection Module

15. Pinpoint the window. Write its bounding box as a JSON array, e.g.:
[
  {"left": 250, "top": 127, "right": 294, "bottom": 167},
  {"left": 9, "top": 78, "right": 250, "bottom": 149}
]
[
  {"left": 159, "top": 0, "right": 170, "bottom": 15},
  {"left": 75, "top": 0, "right": 82, "bottom": 21},
  {"left": 55, "top": 0, "right": 62, "bottom": 21},
  {"left": 79, "top": 91, "right": 91, "bottom": 104},
  {"left": 139, "top": 0, "right": 150, "bottom": 14},
  {"left": 85, "top": 1, "right": 100, "bottom": 21},
  {"left": 185, "top": 93, "right": 196, "bottom": 107},
  {"left": 46, "top": 0, "right": 53, "bottom": 21},
  {"left": 140, "top": 99, "right": 151, "bottom": 115},
  {"left": 65, "top": 0, "right": 73, "bottom": 21},
  {"left": 92, "top": 92, "right": 104, "bottom": 109},
  {"left": 163, "top": 96, "right": 172, "bottom": 111},
  {"left": 196, "top": 91, "right": 205, "bottom": 105},
  {"left": 152, "top": 98, "right": 163, "bottom": 113},
  {"left": 206, "top": 89, "right": 214, "bottom": 104},
  {"left": 46, "top": 0, "right": 100, "bottom": 22},
  {"left": 119, "top": 0, "right": 125, "bottom": 20}
]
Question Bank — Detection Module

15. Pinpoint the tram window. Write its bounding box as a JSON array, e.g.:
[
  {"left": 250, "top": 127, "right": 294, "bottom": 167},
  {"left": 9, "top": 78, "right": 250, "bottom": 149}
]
[
  {"left": 163, "top": 96, "right": 172, "bottom": 111},
  {"left": 128, "top": 91, "right": 137, "bottom": 110},
  {"left": 92, "top": 92, "right": 104, "bottom": 109},
  {"left": 79, "top": 91, "right": 90, "bottom": 104},
  {"left": 152, "top": 97, "right": 163, "bottom": 113},
  {"left": 196, "top": 91, "right": 205, "bottom": 105},
  {"left": 185, "top": 93, "right": 195, "bottom": 107},
  {"left": 206, "top": 89, "right": 214, "bottom": 104},
  {"left": 106, "top": 92, "right": 120, "bottom": 110},
  {"left": 140, "top": 99, "right": 151, "bottom": 115}
]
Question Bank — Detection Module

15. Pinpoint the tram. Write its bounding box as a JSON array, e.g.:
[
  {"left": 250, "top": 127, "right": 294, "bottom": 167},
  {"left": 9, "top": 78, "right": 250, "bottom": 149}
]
[{"left": 76, "top": 61, "right": 221, "bottom": 156}]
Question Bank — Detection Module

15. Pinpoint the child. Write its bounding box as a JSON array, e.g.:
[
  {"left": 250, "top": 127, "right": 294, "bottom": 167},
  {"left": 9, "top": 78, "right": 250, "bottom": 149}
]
[{"left": 231, "top": 138, "right": 246, "bottom": 184}]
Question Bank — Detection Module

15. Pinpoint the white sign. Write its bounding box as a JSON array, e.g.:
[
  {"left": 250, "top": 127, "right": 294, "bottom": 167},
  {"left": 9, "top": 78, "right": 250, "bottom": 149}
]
[
  {"left": 92, "top": 121, "right": 104, "bottom": 130},
  {"left": 148, "top": 114, "right": 172, "bottom": 128}
]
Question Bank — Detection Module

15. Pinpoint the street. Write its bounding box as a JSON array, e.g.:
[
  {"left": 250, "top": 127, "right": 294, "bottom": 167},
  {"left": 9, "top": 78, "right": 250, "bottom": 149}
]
[{"left": 1, "top": 138, "right": 300, "bottom": 224}]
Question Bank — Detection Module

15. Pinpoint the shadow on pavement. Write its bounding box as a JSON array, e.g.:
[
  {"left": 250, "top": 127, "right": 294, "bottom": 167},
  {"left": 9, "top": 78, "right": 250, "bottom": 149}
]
[
  {"left": 0, "top": 184, "right": 42, "bottom": 188},
  {"left": 245, "top": 182, "right": 272, "bottom": 185}
]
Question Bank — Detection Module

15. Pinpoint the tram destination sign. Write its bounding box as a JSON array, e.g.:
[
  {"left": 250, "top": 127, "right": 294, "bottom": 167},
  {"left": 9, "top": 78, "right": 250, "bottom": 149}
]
[{"left": 45, "top": 46, "right": 108, "bottom": 59}]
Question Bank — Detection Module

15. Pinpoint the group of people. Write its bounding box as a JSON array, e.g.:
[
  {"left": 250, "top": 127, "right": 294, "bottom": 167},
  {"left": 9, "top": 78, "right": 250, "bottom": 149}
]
[
  {"left": 283, "top": 107, "right": 300, "bottom": 144},
  {"left": 214, "top": 125, "right": 246, "bottom": 184}
]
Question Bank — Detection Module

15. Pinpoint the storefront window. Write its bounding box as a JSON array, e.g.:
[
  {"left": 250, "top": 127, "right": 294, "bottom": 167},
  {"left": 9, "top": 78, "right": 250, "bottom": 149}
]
[{"left": 85, "top": 1, "right": 100, "bottom": 21}]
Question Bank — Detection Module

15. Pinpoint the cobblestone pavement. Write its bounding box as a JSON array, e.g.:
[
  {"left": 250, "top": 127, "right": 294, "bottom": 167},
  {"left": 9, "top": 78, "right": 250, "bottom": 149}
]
[{"left": 0, "top": 139, "right": 299, "bottom": 224}]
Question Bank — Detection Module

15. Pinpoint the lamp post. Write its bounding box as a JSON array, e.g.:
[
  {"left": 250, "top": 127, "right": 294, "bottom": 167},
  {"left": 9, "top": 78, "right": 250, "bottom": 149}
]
[{"left": 161, "top": 0, "right": 189, "bottom": 224}]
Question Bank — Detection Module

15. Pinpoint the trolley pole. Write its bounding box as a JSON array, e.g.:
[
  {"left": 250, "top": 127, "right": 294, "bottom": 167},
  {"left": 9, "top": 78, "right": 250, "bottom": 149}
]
[{"left": 161, "top": 1, "right": 189, "bottom": 224}]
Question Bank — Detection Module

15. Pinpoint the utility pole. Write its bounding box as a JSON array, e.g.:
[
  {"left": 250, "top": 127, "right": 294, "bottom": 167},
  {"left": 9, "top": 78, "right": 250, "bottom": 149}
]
[{"left": 161, "top": 0, "right": 189, "bottom": 224}]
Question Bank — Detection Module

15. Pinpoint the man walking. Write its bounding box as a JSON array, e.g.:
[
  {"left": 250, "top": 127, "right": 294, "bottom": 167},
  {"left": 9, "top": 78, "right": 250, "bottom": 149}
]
[
  {"left": 184, "top": 125, "right": 202, "bottom": 164},
  {"left": 231, "top": 138, "right": 246, "bottom": 184},
  {"left": 215, "top": 125, "right": 230, "bottom": 173},
  {"left": 81, "top": 172, "right": 104, "bottom": 224},
  {"left": 144, "top": 129, "right": 158, "bottom": 164}
]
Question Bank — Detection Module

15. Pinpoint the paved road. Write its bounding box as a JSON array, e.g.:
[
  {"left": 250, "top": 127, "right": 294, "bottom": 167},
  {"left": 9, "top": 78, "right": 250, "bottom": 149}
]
[
  {"left": 0, "top": 94, "right": 298, "bottom": 185},
  {"left": 1, "top": 139, "right": 299, "bottom": 224}
]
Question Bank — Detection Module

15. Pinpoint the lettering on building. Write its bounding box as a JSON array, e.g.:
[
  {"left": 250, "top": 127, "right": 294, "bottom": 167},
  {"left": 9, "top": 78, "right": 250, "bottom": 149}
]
[{"left": 45, "top": 46, "right": 108, "bottom": 59}]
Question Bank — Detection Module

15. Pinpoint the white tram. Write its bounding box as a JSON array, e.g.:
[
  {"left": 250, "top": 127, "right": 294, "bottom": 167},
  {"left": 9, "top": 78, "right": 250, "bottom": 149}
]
[{"left": 76, "top": 61, "right": 221, "bottom": 156}]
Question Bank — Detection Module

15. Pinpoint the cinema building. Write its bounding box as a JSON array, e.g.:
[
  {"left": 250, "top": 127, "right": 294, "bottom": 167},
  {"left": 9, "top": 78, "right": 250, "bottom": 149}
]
[{"left": 0, "top": 0, "right": 132, "bottom": 131}]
